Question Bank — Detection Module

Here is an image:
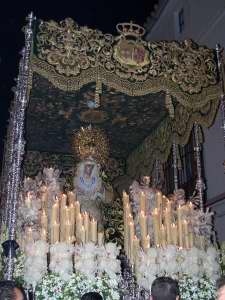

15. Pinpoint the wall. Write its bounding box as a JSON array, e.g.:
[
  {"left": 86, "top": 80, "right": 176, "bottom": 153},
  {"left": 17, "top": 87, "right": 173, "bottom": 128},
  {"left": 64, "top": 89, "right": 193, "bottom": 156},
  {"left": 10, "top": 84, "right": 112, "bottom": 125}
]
[{"left": 146, "top": 0, "right": 225, "bottom": 241}]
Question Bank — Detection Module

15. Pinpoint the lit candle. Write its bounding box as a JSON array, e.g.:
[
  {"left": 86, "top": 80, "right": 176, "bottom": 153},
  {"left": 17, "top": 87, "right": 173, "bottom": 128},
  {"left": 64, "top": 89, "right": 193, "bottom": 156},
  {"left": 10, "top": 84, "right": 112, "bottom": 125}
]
[
  {"left": 152, "top": 208, "right": 160, "bottom": 246},
  {"left": 41, "top": 210, "right": 48, "bottom": 231},
  {"left": 142, "top": 234, "right": 150, "bottom": 253},
  {"left": 83, "top": 212, "right": 89, "bottom": 242},
  {"left": 139, "top": 211, "right": 147, "bottom": 242},
  {"left": 90, "top": 218, "right": 97, "bottom": 243},
  {"left": 26, "top": 226, "right": 33, "bottom": 243},
  {"left": 140, "top": 192, "right": 146, "bottom": 213},
  {"left": 122, "top": 191, "right": 129, "bottom": 206},
  {"left": 98, "top": 231, "right": 104, "bottom": 246},
  {"left": 65, "top": 221, "right": 72, "bottom": 243},
  {"left": 51, "top": 199, "right": 59, "bottom": 225},
  {"left": 69, "top": 203, "right": 76, "bottom": 236},
  {"left": 75, "top": 201, "right": 80, "bottom": 218},
  {"left": 129, "top": 221, "right": 135, "bottom": 263},
  {"left": 171, "top": 223, "right": 178, "bottom": 245},
  {"left": 164, "top": 207, "right": 171, "bottom": 245},
  {"left": 25, "top": 192, "right": 32, "bottom": 209},
  {"left": 40, "top": 228, "right": 47, "bottom": 241},
  {"left": 161, "top": 224, "right": 166, "bottom": 248},
  {"left": 68, "top": 191, "right": 75, "bottom": 205},
  {"left": 80, "top": 226, "right": 85, "bottom": 244},
  {"left": 183, "top": 219, "right": 189, "bottom": 249},
  {"left": 156, "top": 192, "right": 162, "bottom": 225},
  {"left": 133, "top": 235, "right": 140, "bottom": 263},
  {"left": 41, "top": 185, "right": 48, "bottom": 211},
  {"left": 51, "top": 222, "right": 59, "bottom": 244},
  {"left": 177, "top": 205, "right": 183, "bottom": 248},
  {"left": 76, "top": 213, "right": 83, "bottom": 240}
]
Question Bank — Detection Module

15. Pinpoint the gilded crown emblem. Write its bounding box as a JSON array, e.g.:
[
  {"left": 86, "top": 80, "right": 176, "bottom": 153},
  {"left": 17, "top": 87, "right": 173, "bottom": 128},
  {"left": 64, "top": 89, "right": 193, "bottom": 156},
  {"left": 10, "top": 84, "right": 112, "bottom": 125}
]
[
  {"left": 116, "top": 21, "right": 146, "bottom": 38},
  {"left": 114, "top": 21, "right": 149, "bottom": 68},
  {"left": 72, "top": 125, "right": 109, "bottom": 166}
]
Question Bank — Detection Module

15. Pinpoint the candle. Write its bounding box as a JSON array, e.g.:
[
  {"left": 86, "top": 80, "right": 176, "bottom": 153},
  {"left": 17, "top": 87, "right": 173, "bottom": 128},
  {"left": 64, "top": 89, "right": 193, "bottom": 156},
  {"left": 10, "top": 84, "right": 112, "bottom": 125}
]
[
  {"left": 40, "top": 228, "right": 47, "bottom": 241},
  {"left": 188, "top": 201, "right": 193, "bottom": 214},
  {"left": 152, "top": 208, "right": 160, "bottom": 246},
  {"left": 140, "top": 192, "right": 146, "bottom": 213},
  {"left": 51, "top": 199, "right": 59, "bottom": 225},
  {"left": 171, "top": 223, "right": 178, "bottom": 245},
  {"left": 76, "top": 213, "right": 83, "bottom": 240},
  {"left": 25, "top": 192, "right": 32, "bottom": 209},
  {"left": 123, "top": 191, "right": 129, "bottom": 206},
  {"left": 142, "top": 234, "right": 150, "bottom": 253},
  {"left": 26, "top": 226, "right": 33, "bottom": 243},
  {"left": 139, "top": 211, "right": 147, "bottom": 241},
  {"left": 61, "top": 193, "right": 67, "bottom": 207},
  {"left": 68, "top": 191, "right": 75, "bottom": 204},
  {"left": 156, "top": 192, "right": 162, "bottom": 225},
  {"left": 41, "top": 185, "right": 48, "bottom": 211},
  {"left": 133, "top": 235, "right": 140, "bottom": 263},
  {"left": 83, "top": 212, "right": 89, "bottom": 242},
  {"left": 177, "top": 205, "right": 183, "bottom": 248},
  {"left": 183, "top": 219, "right": 189, "bottom": 249},
  {"left": 69, "top": 203, "right": 76, "bottom": 236},
  {"left": 129, "top": 221, "right": 135, "bottom": 263},
  {"left": 98, "top": 231, "right": 104, "bottom": 246},
  {"left": 75, "top": 201, "right": 80, "bottom": 218},
  {"left": 164, "top": 207, "right": 171, "bottom": 245},
  {"left": 80, "top": 226, "right": 85, "bottom": 244},
  {"left": 51, "top": 222, "right": 59, "bottom": 244},
  {"left": 90, "top": 218, "right": 97, "bottom": 243},
  {"left": 65, "top": 221, "right": 72, "bottom": 243},
  {"left": 161, "top": 224, "right": 166, "bottom": 248},
  {"left": 41, "top": 210, "right": 48, "bottom": 230}
]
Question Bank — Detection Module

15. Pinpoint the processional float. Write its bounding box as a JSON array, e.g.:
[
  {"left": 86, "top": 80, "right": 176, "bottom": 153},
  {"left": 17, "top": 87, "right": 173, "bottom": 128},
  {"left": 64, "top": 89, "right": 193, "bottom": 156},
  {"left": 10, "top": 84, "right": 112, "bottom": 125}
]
[{"left": 0, "top": 12, "right": 225, "bottom": 299}]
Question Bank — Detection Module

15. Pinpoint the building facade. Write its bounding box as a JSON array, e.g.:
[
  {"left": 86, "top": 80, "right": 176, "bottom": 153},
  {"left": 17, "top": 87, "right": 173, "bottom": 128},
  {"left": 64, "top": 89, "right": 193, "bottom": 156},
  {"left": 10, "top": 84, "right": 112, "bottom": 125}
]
[{"left": 145, "top": 0, "right": 225, "bottom": 241}]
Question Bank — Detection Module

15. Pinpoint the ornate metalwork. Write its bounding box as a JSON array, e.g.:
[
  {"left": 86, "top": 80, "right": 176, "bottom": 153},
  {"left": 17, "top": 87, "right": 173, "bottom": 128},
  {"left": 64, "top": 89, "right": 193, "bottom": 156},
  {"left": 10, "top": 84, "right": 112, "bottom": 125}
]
[
  {"left": 72, "top": 125, "right": 109, "bottom": 166},
  {"left": 3, "top": 12, "right": 34, "bottom": 280},
  {"left": 194, "top": 123, "right": 205, "bottom": 211},
  {"left": 35, "top": 18, "right": 218, "bottom": 95}
]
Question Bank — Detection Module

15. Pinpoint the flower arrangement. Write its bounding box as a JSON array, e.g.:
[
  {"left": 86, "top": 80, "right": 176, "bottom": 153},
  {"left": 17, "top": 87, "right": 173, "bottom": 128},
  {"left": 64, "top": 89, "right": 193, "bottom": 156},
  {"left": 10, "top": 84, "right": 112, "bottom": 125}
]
[
  {"left": 136, "top": 245, "right": 220, "bottom": 290},
  {"left": 35, "top": 272, "right": 120, "bottom": 300},
  {"left": 179, "top": 275, "right": 216, "bottom": 300}
]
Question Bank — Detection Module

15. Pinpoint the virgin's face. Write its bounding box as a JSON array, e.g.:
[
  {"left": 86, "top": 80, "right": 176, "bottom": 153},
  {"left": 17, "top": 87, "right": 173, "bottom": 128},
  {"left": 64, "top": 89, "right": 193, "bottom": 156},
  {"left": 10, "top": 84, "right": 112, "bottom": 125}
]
[
  {"left": 84, "top": 164, "right": 94, "bottom": 176},
  {"left": 141, "top": 176, "right": 150, "bottom": 186}
]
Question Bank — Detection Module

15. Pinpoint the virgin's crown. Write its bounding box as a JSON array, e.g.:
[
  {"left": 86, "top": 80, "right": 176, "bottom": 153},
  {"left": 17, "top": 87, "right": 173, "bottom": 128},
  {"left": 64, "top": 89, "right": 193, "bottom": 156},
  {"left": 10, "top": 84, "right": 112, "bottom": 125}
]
[{"left": 116, "top": 21, "right": 145, "bottom": 38}]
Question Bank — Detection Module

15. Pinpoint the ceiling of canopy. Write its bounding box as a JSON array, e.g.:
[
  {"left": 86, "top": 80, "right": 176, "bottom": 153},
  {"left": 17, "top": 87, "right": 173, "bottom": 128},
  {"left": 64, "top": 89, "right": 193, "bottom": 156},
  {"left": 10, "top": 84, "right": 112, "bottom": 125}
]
[{"left": 26, "top": 73, "right": 168, "bottom": 159}]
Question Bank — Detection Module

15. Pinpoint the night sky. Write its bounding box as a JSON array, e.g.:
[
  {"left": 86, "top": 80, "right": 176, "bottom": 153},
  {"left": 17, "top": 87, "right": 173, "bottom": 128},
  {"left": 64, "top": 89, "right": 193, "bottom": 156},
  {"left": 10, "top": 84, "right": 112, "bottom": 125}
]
[{"left": 0, "top": 0, "right": 157, "bottom": 168}]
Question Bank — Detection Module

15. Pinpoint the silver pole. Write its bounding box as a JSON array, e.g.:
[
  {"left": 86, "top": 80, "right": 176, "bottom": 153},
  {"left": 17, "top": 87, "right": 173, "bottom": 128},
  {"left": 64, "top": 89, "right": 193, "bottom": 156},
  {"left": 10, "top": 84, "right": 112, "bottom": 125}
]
[
  {"left": 172, "top": 141, "right": 179, "bottom": 191},
  {"left": 4, "top": 12, "right": 34, "bottom": 280},
  {"left": 194, "top": 123, "right": 205, "bottom": 211}
]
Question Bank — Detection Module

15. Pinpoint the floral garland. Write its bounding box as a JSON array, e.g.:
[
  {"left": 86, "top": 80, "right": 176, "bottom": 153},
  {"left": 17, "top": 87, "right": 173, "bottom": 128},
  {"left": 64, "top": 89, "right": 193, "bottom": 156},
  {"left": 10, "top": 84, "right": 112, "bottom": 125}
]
[{"left": 35, "top": 273, "right": 120, "bottom": 300}]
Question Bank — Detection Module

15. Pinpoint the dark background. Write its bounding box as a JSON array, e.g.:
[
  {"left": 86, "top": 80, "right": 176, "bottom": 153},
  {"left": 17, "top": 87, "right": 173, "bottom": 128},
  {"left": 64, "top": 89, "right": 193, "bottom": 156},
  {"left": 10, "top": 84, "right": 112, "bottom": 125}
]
[{"left": 0, "top": 0, "right": 158, "bottom": 169}]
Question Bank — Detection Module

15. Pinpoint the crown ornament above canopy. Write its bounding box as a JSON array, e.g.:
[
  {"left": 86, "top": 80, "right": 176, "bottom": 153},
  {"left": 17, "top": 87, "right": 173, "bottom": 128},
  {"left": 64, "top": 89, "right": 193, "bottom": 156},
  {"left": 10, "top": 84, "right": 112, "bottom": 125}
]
[
  {"left": 116, "top": 21, "right": 146, "bottom": 38},
  {"left": 72, "top": 125, "right": 109, "bottom": 166}
]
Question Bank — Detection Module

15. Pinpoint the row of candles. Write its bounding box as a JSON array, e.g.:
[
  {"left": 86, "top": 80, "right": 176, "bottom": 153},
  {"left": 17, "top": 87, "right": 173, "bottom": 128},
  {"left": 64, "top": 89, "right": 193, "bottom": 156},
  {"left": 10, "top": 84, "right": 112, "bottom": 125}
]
[
  {"left": 123, "top": 191, "right": 195, "bottom": 264},
  {"left": 25, "top": 190, "right": 104, "bottom": 246}
]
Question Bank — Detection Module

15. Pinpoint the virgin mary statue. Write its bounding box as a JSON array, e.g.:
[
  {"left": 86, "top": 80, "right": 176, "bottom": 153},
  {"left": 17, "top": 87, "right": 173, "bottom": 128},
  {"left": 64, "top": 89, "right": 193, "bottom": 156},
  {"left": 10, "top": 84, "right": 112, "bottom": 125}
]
[{"left": 72, "top": 126, "right": 113, "bottom": 228}]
